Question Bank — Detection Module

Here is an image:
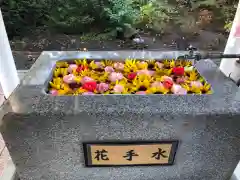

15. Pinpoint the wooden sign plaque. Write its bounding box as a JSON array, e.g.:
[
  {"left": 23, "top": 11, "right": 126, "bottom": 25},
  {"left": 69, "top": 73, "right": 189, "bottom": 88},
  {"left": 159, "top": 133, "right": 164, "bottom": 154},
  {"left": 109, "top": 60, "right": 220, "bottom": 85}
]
[{"left": 83, "top": 141, "right": 178, "bottom": 167}]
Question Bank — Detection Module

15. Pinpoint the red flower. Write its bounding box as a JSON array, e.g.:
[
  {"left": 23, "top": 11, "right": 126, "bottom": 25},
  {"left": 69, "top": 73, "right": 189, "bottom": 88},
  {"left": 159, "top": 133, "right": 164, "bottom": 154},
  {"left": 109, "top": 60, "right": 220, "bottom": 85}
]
[
  {"left": 76, "top": 65, "right": 88, "bottom": 73},
  {"left": 163, "top": 79, "right": 173, "bottom": 89},
  {"left": 82, "top": 81, "right": 97, "bottom": 92},
  {"left": 128, "top": 72, "right": 137, "bottom": 80},
  {"left": 172, "top": 67, "right": 184, "bottom": 76}
]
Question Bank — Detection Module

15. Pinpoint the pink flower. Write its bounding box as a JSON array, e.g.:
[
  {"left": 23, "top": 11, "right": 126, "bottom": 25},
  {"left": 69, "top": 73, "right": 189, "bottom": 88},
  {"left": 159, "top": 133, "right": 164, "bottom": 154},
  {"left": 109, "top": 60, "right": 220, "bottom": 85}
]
[
  {"left": 171, "top": 84, "right": 187, "bottom": 95},
  {"left": 67, "top": 64, "right": 78, "bottom": 73},
  {"left": 190, "top": 81, "right": 203, "bottom": 88},
  {"left": 137, "top": 70, "right": 155, "bottom": 76},
  {"left": 81, "top": 76, "right": 94, "bottom": 85},
  {"left": 161, "top": 76, "right": 173, "bottom": 82},
  {"left": 82, "top": 92, "right": 95, "bottom": 95},
  {"left": 155, "top": 62, "right": 164, "bottom": 69},
  {"left": 97, "top": 83, "right": 109, "bottom": 93},
  {"left": 113, "top": 84, "right": 124, "bottom": 93},
  {"left": 113, "top": 62, "right": 124, "bottom": 71},
  {"left": 50, "top": 89, "right": 58, "bottom": 96},
  {"left": 63, "top": 74, "right": 76, "bottom": 84},
  {"left": 95, "top": 62, "right": 104, "bottom": 68},
  {"left": 151, "top": 81, "right": 164, "bottom": 88},
  {"left": 109, "top": 72, "right": 124, "bottom": 82},
  {"left": 105, "top": 66, "right": 115, "bottom": 73},
  {"left": 136, "top": 91, "right": 146, "bottom": 95},
  {"left": 176, "top": 77, "right": 188, "bottom": 84}
]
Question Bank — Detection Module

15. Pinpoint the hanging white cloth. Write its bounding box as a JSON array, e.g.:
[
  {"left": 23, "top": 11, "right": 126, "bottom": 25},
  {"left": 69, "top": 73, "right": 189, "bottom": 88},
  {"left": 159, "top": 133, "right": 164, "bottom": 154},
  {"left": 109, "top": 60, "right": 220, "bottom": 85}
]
[{"left": 0, "top": 9, "right": 20, "bottom": 98}]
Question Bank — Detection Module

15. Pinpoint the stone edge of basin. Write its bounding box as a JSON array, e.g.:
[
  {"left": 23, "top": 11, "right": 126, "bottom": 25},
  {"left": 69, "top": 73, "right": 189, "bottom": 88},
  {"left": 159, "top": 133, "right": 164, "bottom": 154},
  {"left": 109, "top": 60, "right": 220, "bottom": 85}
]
[{"left": 1, "top": 51, "right": 240, "bottom": 116}]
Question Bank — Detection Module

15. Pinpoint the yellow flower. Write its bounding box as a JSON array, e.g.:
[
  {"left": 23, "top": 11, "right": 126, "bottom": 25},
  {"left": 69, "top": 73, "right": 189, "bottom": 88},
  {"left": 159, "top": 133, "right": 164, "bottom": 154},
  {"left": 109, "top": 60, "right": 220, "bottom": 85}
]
[
  {"left": 182, "top": 60, "right": 192, "bottom": 67},
  {"left": 146, "top": 86, "right": 169, "bottom": 94},
  {"left": 56, "top": 61, "right": 69, "bottom": 68},
  {"left": 124, "top": 59, "right": 138, "bottom": 73},
  {"left": 136, "top": 61, "right": 148, "bottom": 70},
  {"left": 74, "top": 76, "right": 82, "bottom": 84},
  {"left": 163, "top": 59, "right": 170, "bottom": 67},
  {"left": 112, "top": 80, "right": 129, "bottom": 94},
  {"left": 102, "top": 59, "right": 113, "bottom": 66},
  {"left": 201, "top": 82, "right": 212, "bottom": 94},
  {"left": 188, "top": 70, "right": 199, "bottom": 81},
  {"left": 182, "top": 83, "right": 201, "bottom": 94},
  {"left": 56, "top": 84, "right": 71, "bottom": 95},
  {"left": 131, "top": 74, "right": 152, "bottom": 91},
  {"left": 146, "top": 59, "right": 156, "bottom": 69},
  {"left": 79, "top": 69, "right": 93, "bottom": 77},
  {"left": 169, "top": 59, "right": 175, "bottom": 68},
  {"left": 94, "top": 72, "right": 108, "bottom": 82},
  {"left": 74, "top": 59, "right": 88, "bottom": 66},
  {"left": 73, "top": 88, "right": 88, "bottom": 95},
  {"left": 53, "top": 68, "right": 68, "bottom": 77},
  {"left": 49, "top": 77, "right": 63, "bottom": 90}
]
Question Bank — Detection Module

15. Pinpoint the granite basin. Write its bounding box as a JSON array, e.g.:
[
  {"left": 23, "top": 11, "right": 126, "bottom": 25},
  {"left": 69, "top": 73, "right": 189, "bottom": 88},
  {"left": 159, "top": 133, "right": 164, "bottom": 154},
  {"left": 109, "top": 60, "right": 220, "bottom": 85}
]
[{"left": 0, "top": 51, "right": 240, "bottom": 180}]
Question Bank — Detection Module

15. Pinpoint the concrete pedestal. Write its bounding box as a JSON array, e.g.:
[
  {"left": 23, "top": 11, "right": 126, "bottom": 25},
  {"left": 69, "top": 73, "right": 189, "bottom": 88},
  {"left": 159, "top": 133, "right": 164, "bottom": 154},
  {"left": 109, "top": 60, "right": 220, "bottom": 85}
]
[{"left": 0, "top": 51, "right": 240, "bottom": 180}]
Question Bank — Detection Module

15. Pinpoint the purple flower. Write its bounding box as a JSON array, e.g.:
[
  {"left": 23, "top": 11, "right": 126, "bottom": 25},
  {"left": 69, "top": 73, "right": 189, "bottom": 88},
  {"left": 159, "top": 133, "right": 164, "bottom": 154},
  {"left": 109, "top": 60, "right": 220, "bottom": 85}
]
[
  {"left": 67, "top": 64, "right": 78, "bottom": 73},
  {"left": 97, "top": 83, "right": 109, "bottom": 93},
  {"left": 171, "top": 84, "right": 187, "bottom": 95},
  {"left": 113, "top": 84, "right": 124, "bottom": 93},
  {"left": 136, "top": 91, "right": 146, "bottom": 95},
  {"left": 82, "top": 92, "right": 95, "bottom": 95},
  {"left": 63, "top": 74, "right": 76, "bottom": 84},
  {"left": 81, "top": 76, "right": 94, "bottom": 85},
  {"left": 113, "top": 62, "right": 124, "bottom": 71},
  {"left": 109, "top": 72, "right": 124, "bottom": 82},
  {"left": 105, "top": 66, "right": 115, "bottom": 73}
]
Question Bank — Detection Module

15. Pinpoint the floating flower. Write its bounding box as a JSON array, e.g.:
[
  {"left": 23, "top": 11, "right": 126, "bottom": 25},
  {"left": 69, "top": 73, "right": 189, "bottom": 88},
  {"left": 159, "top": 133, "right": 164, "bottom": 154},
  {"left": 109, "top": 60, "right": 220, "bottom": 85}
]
[
  {"left": 82, "top": 81, "right": 97, "bottom": 92},
  {"left": 161, "top": 76, "right": 173, "bottom": 82},
  {"left": 53, "top": 68, "right": 68, "bottom": 77},
  {"left": 63, "top": 74, "right": 76, "bottom": 84},
  {"left": 89, "top": 61, "right": 104, "bottom": 69},
  {"left": 171, "top": 84, "right": 187, "bottom": 95},
  {"left": 97, "top": 83, "right": 109, "bottom": 93},
  {"left": 81, "top": 76, "right": 94, "bottom": 85},
  {"left": 176, "top": 76, "right": 188, "bottom": 84},
  {"left": 136, "top": 61, "right": 148, "bottom": 70},
  {"left": 113, "top": 62, "right": 124, "bottom": 71},
  {"left": 137, "top": 69, "right": 155, "bottom": 76},
  {"left": 125, "top": 59, "right": 138, "bottom": 72},
  {"left": 68, "top": 64, "right": 78, "bottom": 73},
  {"left": 173, "top": 67, "right": 184, "bottom": 76},
  {"left": 75, "top": 59, "right": 88, "bottom": 66},
  {"left": 136, "top": 91, "right": 146, "bottom": 95},
  {"left": 50, "top": 89, "right": 58, "bottom": 96},
  {"left": 155, "top": 62, "right": 164, "bottom": 69},
  {"left": 163, "top": 78, "right": 173, "bottom": 89},
  {"left": 190, "top": 81, "right": 203, "bottom": 89},
  {"left": 131, "top": 74, "right": 152, "bottom": 92},
  {"left": 56, "top": 62, "right": 69, "bottom": 68},
  {"left": 113, "top": 84, "right": 124, "bottom": 93},
  {"left": 82, "top": 92, "right": 95, "bottom": 95},
  {"left": 95, "top": 62, "right": 104, "bottom": 68},
  {"left": 102, "top": 60, "right": 113, "bottom": 67},
  {"left": 109, "top": 72, "right": 124, "bottom": 82},
  {"left": 127, "top": 72, "right": 137, "bottom": 80},
  {"left": 201, "top": 82, "right": 212, "bottom": 94},
  {"left": 184, "top": 66, "right": 194, "bottom": 72},
  {"left": 76, "top": 65, "right": 88, "bottom": 73},
  {"left": 188, "top": 70, "right": 199, "bottom": 81},
  {"left": 105, "top": 66, "right": 115, "bottom": 73},
  {"left": 151, "top": 81, "right": 164, "bottom": 88}
]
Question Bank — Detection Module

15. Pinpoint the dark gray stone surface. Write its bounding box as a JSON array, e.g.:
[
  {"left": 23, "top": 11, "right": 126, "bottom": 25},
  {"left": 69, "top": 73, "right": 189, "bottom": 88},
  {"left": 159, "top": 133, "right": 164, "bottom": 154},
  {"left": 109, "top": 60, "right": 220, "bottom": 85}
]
[{"left": 0, "top": 51, "right": 240, "bottom": 180}]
